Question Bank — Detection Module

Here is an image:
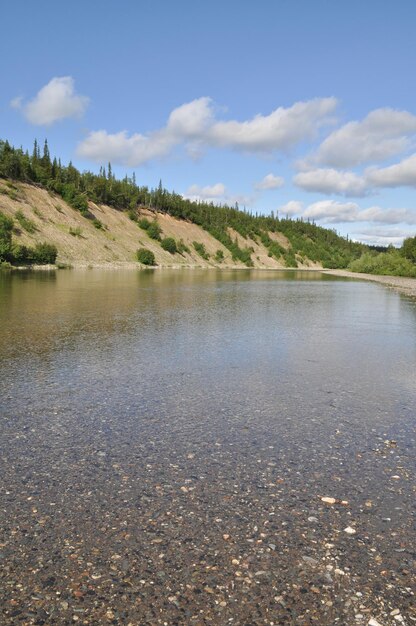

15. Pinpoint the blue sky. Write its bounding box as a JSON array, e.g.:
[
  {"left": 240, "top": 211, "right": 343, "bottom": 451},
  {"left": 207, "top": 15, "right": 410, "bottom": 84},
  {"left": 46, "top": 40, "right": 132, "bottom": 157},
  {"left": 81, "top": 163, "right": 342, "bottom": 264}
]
[{"left": 2, "top": 0, "right": 416, "bottom": 245}]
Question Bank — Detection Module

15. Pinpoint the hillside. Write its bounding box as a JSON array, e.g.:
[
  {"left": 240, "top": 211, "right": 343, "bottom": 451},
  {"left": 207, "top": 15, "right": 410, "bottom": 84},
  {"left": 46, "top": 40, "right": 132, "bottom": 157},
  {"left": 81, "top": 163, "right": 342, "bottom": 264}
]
[
  {"left": 0, "top": 138, "right": 368, "bottom": 269},
  {"left": 0, "top": 180, "right": 297, "bottom": 268}
]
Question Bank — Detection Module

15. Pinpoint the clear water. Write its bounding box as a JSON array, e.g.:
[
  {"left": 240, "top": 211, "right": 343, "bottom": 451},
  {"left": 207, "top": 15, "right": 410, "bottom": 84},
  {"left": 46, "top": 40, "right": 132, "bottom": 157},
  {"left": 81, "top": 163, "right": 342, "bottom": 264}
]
[{"left": 1, "top": 269, "right": 415, "bottom": 624}]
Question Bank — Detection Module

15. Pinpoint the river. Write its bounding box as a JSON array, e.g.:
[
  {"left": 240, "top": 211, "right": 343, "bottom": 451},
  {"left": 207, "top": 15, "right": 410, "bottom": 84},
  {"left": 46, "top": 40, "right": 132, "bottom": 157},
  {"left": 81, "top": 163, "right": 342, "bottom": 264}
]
[{"left": 1, "top": 269, "right": 415, "bottom": 625}]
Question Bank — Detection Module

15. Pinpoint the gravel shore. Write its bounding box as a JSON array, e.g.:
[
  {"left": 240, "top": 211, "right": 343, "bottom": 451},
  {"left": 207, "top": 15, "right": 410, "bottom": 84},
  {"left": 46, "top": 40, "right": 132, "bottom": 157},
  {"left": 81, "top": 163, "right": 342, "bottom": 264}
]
[{"left": 323, "top": 270, "right": 416, "bottom": 298}]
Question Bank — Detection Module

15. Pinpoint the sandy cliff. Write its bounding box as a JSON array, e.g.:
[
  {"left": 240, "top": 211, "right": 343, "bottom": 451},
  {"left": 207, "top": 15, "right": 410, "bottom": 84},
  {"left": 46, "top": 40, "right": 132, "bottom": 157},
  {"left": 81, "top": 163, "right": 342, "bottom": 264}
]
[{"left": 0, "top": 180, "right": 319, "bottom": 269}]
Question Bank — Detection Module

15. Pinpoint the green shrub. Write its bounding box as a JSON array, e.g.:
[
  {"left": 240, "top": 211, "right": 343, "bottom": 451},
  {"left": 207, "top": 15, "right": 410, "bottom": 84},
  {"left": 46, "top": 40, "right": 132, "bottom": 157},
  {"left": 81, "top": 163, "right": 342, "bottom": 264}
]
[
  {"left": 92, "top": 218, "right": 103, "bottom": 229},
  {"left": 15, "top": 210, "right": 37, "bottom": 234},
  {"left": 128, "top": 209, "right": 138, "bottom": 222},
  {"left": 32, "top": 243, "right": 58, "bottom": 264},
  {"left": 283, "top": 249, "right": 298, "bottom": 268},
  {"left": 193, "top": 241, "right": 210, "bottom": 260},
  {"left": 147, "top": 221, "right": 162, "bottom": 240},
  {"left": 402, "top": 236, "right": 416, "bottom": 263},
  {"left": 268, "top": 241, "right": 285, "bottom": 259},
  {"left": 177, "top": 239, "right": 190, "bottom": 254},
  {"left": 11, "top": 242, "right": 58, "bottom": 265},
  {"left": 138, "top": 217, "right": 151, "bottom": 230},
  {"left": 0, "top": 211, "right": 13, "bottom": 261},
  {"left": 11, "top": 244, "right": 32, "bottom": 264},
  {"left": 137, "top": 248, "right": 156, "bottom": 265},
  {"left": 348, "top": 250, "right": 416, "bottom": 277},
  {"left": 50, "top": 181, "right": 89, "bottom": 214},
  {"left": 214, "top": 249, "right": 224, "bottom": 263},
  {"left": 32, "top": 207, "right": 43, "bottom": 219},
  {"left": 2, "top": 187, "right": 18, "bottom": 200},
  {"left": 69, "top": 226, "right": 82, "bottom": 237},
  {"left": 161, "top": 237, "right": 177, "bottom": 254}
]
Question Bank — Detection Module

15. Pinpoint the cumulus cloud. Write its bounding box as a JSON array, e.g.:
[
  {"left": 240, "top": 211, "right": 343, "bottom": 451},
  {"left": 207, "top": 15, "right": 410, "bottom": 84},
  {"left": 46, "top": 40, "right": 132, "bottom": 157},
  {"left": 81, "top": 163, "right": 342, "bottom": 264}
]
[
  {"left": 277, "top": 199, "right": 416, "bottom": 226},
  {"left": 351, "top": 227, "right": 415, "bottom": 246},
  {"left": 294, "top": 168, "right": 368, "bottom": 197},
  {"left": 308, "top": 108, "right": 416, "bottom": 168},
  {"left": 184, "top": 183, "right": 255, "bottom": 208},
  {"left": 302, "top": 200, "right": 360, "bottom": 223},
  {"left": 78, "top": 129, "right": 177, "bottom": 166},
  {"left": 13, "top": 77, "right": 89, "bottom": 126},
  {"left": 352, "top": 234, "right": 407, "bottom": 247},
  {"left": 185, "top": 183, "right": 226, "bottom": 201},
  {"left": 78, "top": 96, "right": 338, "bottom": 166},
  {"left": 304, "top": 201, "right": 416, "bottom": 225},
  {"left": 366, "top": 153, "right": 416, "bottom": 188},
  {"left": 278, "top": 200, "right": 303, "bottom": 217},
  {"left": 255, "top": 173, "right": 284, "bottom": 190},
  {"left": 166, "top": 97, "right": 214, "bottom": 138},
  {"left": 207, "top": 97, "right": 338, "bottom": 153}
]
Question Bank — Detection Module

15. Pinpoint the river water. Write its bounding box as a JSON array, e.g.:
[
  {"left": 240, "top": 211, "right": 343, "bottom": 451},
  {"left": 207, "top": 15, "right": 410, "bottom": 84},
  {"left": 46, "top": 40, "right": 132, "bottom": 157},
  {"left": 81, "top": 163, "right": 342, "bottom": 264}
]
[{"left": 0, "top": 269, "right": 415, "bottom": 625}]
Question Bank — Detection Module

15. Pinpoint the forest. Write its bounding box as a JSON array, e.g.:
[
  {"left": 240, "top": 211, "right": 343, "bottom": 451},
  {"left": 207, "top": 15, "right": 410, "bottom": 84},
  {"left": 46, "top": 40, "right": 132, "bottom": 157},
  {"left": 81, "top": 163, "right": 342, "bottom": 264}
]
[{"left": 0, "top": 137, "right": 415, "bottom": 274}]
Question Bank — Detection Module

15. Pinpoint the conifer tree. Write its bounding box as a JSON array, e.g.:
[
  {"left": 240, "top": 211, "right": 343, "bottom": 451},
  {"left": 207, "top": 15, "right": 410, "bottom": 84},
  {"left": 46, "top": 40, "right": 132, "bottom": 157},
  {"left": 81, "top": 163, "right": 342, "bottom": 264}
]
[{"left": 32, "top": 139, "right": 40, "bottom": 161}]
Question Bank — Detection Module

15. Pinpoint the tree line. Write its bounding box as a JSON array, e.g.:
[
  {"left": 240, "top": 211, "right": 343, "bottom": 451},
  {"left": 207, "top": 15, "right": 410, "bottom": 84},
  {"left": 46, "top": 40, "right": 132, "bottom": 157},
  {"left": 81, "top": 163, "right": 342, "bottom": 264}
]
[{"left": 2, "top": 137, "right": 413, "bottom": 272}]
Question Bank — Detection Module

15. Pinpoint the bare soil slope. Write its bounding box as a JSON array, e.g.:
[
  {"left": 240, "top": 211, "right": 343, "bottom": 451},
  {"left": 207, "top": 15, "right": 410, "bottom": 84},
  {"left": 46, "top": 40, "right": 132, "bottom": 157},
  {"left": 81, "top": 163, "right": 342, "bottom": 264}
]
[{"left": 0, "top": 181, "right": 321, "bottom": 269}]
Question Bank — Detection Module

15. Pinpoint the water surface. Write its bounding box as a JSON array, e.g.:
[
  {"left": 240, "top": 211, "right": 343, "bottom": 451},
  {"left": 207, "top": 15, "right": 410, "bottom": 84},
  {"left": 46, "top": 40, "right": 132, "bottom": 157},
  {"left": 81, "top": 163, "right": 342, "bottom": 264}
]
[{"left": 1, "top": 269, "right": 415, "bottom": 625}]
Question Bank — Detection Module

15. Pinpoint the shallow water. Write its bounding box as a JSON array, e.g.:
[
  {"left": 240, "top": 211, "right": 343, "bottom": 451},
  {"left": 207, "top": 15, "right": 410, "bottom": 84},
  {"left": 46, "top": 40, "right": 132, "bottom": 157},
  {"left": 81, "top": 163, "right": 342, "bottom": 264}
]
[{"left": 1, "top": 269, "right": 415, "bottom": 625}]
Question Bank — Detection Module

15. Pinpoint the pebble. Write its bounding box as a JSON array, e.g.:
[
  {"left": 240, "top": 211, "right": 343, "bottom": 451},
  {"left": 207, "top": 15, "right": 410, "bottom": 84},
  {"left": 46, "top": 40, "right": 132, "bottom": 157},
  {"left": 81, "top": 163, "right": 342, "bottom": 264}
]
[{"left": 321, "top": 496, "right": 337, "bottom": 504}]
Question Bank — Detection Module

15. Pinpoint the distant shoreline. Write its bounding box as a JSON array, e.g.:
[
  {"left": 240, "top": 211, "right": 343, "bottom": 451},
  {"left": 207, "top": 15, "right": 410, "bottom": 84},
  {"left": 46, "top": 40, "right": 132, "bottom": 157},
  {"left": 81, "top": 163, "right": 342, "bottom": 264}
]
[
  {"left": 323, "top": 269, "right": 416, "bottom": 298},
  {"left": 4, "top": 262, "right": 416, "bottom": 298}
]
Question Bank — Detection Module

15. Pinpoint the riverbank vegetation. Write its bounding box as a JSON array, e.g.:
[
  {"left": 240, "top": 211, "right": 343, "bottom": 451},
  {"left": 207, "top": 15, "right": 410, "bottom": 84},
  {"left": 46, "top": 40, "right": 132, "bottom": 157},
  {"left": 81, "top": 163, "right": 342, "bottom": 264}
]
[
  {"left": 1, "top": 138, "right": 415, "bottom": 275},
  {"left": 348, "top": 239, "right": 416, "bottom": 277},
  {"left": 0, "top": 138, "right": 367, "bottom": 269},
  {"left": 0, "top": 210, "right": 57, "bottom": 267}
]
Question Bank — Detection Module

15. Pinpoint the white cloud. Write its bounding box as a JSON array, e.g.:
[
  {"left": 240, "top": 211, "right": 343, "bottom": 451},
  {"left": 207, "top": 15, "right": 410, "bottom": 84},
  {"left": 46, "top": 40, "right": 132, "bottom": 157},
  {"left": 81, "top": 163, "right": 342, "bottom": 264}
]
[
  {"left": 358, "top": 206, "right": 416, "bottom": 224},
  {"left": 278, "top": 200, "right": 303, "bottom": 217},
  {"left": 366, "top": 153, "right": 416, "bottom": 188},
  {"left": 78, "top": 98, "right": 218, "bottom": 165},
  {"left": 302, "top": 200, "right": 360, "bottom": 223},
  {"left": 309, "top": 108, "right": 416, "bottom": 168},
  {"left": 184, "top": 183, "right": 255, "bottom": 208},
  {"left": 255, "top": 173, "right": 284, "bottom": 190},
  {"left": 294, "top": 168, "right": 368, "bottom": 197},
  {"left": 207, "top": 97, "right": 338, "bottom": 152},
  {"left": 78, "top": 129, "right": 177, "bottom": 166},
  {"left": 77, "top": 96, "right": 338, "bottom": 166},
  {"left": 166, "top": 97, "right": 214, "bottom": 138},
  {"left": 277, "top": 199, "right": 416, "bottom": 226},
  {"left": 14, "top": 77, "right": 89, "bottom": 126},
  {"left": 350, "top": 227, "right": 414, "bottom": 247},
  {"left": 186, "top": 183, "right": 226, "bottom": 201},
  {"left": 354, "top": 235, "right": 405, "bottom": 246}
]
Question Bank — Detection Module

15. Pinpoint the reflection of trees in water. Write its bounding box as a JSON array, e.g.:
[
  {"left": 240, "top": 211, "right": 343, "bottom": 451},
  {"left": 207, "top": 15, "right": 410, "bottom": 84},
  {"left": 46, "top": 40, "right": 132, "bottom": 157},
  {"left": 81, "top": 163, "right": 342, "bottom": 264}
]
[
  {"left": 0, "top": 269, "right": 386, "bottom": 365},
  {"left": 0, "top": 269, "right": 256, "bottom": 361}
]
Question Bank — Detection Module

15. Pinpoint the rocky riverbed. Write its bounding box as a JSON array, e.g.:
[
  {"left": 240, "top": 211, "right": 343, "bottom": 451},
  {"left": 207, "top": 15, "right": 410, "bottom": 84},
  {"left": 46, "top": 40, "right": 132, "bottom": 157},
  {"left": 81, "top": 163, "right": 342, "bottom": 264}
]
[
  {"left": 1, "top": 269, "right": 415, "bottom": 625},
  {"left": 1, "top": 408, "right": 415, "bottom": 625}
]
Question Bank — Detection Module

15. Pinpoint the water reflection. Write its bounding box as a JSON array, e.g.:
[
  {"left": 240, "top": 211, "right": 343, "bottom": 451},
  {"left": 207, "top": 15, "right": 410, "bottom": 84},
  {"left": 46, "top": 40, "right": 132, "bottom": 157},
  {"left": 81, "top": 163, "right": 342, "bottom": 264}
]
[
  {"left": 1, "top": 269, "right": 415, "bottom": 434},
  {"left": 1, "top": 269, "right": 415, "bottom": 624}
]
